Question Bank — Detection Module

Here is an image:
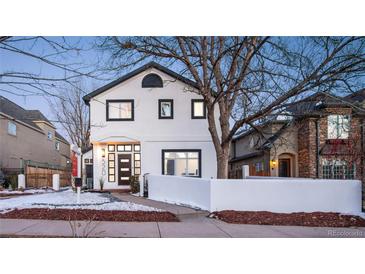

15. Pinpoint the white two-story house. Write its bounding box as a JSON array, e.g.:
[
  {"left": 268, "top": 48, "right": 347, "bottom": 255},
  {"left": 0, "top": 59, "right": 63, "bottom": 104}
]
[{"left": 83, "top": 62, "right": 218, "bottom": 189}]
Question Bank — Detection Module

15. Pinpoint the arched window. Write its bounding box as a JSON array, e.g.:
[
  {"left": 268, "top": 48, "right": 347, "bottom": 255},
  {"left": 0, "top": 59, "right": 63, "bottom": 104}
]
[{"left": 142, "top": 73, "right": 163, "bottom": 88}]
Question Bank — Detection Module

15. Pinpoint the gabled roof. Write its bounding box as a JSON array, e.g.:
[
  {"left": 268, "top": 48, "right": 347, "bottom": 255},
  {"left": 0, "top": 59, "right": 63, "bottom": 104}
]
[
  {"left": 27, "top": 110, "right": 54, "bottom": 127},
  {"left": 0, "top": 96, "right": 42, "bottom": 130},
  {"left": 83, "top": 62, "right": 199, "bottom": 105}
]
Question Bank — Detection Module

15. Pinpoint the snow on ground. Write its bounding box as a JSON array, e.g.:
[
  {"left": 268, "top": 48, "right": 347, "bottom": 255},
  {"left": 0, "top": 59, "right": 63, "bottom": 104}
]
[
  {"left": 0, "top": 188, "right": 56, "bottom": 195},
  {"left": 0, "top": 188, "right": 161, "bottom": 213}
]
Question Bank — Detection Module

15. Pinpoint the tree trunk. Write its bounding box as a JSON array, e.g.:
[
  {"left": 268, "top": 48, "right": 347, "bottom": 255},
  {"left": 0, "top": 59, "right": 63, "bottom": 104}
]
[{"left": 216, "top": 143, "right": 231, "bottom": 179}]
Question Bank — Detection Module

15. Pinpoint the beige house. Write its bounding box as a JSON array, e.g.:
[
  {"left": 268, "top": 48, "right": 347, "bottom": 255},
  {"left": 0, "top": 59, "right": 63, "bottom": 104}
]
[
  {"left": 0, "top": 96, "right": 70, "bottom": 173},
  {"left": 229, "top": 90, "right": 365, "bottom": 182}
]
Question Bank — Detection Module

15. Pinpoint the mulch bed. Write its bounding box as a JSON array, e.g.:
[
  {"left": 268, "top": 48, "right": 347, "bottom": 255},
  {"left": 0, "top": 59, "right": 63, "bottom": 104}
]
[
  {"left": 209, "top": 210, "right": 365, "bottom": 227},
  {"left": 0, "top": 193, "right": 33, "bottom": 198},
  {"left": 0, "top": 208, "right": 179, "bottom": 222}
]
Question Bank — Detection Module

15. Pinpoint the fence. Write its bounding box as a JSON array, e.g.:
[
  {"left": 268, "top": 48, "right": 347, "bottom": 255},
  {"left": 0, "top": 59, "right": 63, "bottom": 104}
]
[
  {"left": 229, "top": 165, "right": 269, "bottom": 179},
  {"left": 25, "top": 161, "right": 71, "bottom": 188},
  {"left": 147, "top": 174, "right": 362, "bottom": 214}
]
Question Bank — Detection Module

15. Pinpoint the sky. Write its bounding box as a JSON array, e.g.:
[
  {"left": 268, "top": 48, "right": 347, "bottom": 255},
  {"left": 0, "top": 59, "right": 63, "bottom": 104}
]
[{"left": 0, "top": 37, "right": 113, "bottom": 140}]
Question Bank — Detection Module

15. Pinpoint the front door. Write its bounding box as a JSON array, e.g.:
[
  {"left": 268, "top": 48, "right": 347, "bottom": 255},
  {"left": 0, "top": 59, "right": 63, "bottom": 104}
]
[
  {"left": 279, "top": 159, "right": 291, "bottom": 177},
  {"left": 118, "top": 154, "right": 132, "bottom": 185}
]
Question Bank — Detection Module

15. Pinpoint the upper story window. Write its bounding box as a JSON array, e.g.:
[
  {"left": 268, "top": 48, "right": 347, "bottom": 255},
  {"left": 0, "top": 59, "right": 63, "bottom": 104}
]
[
  {"left": 328, "top": 115, "right": 350, "bottom": 139},
  {"left": 47, "top": 131, "right": 53, "bottom": 140},
  {"left": 55, "top": 141, "right": 60, "bottom": 151},
  {"left": 142, "top": 73, "right": 163, "bottom": 88},
  {"left": 191, "top": 99, "right": 206, "bottom": 119},
  {"left": 159, "top": 99, "right": 174, "bottom": 119},
  {"left": 7, "top": 121, "right": 16, "bottom": 136},
  {"left": 106, "top": 100, "right": 134, "bottom": 121}
]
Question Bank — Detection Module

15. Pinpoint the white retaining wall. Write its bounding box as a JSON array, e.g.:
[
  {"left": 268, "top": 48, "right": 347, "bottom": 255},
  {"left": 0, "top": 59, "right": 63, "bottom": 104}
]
[
  {"left": 147, "top": 175, "right": 362, "bottom": 213},
  {"left": 148, "top": 175, "right": 211, "bottom": 210}
]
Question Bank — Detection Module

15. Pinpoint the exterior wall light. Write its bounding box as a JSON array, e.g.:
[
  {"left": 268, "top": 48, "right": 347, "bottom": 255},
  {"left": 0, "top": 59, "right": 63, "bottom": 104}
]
[
  {"left": 270, "top": 160, "right": 277, "bottom": 169},
  {"left": 101, "top": 148, "right": 106, "bottom": 158}
]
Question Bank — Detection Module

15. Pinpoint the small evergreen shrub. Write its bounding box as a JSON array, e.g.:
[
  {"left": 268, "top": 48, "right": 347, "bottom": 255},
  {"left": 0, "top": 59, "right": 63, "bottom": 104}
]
[{"left": 130, "top": 176, "right": 140, "bottom": 194}]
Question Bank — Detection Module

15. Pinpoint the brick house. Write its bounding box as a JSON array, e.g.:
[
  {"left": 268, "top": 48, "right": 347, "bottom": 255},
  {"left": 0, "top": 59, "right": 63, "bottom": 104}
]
[
  {"left": 229, "top": 90, "right": 365, "bottom": 183},
  {"left": 0, "top": 96, "right": 71, "bottom": 174}
]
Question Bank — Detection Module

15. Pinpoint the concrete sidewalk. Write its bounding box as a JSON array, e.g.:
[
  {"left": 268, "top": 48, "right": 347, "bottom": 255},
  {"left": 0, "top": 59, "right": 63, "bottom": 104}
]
[
  {"left": 1, "top": 194, "right": 365, "bottom": 238},
  {"left": 1, "top": 214, "right": 365, "bottom": 238}
]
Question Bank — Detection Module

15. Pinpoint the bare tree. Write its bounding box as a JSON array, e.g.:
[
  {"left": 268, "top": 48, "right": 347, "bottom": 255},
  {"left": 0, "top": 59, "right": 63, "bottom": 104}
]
[
  {"left": 49, "top": 80, "right": 90, "bottom": 150},
  {"left": 0, "top": 36, "right": 100, "bottom": 98},
  {"left": 97, "top": 36, "right": 365, "bottom": 178}
]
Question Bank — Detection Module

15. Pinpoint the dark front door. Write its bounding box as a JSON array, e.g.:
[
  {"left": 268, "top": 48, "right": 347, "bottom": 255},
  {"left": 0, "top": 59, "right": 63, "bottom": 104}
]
[
  {"left": 279, "top": 159, "right": 291, "bottom": 177},
  {"left": 118, "top": 154, "right": 132, "bottom": 185},
  {"left": 86, "top": 165, "right": 93, "bottom": 179}
]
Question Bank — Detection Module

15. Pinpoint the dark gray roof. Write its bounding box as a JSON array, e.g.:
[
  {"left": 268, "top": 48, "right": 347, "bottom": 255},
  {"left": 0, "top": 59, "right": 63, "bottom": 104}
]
[
  {"left": 258, "top": 122, "right": 291, "bottom": 150},
  {"left": 0, "top": 96, "right": 42, "bottom": 130},
  {"left": 286, "top": 92, "right": 354, "bottom": 116},
  {"left": 55, "top": 131, "right": 69, "bottom": 144},
  {"left": 345, "top": 89, "right": 365, "bottom": 104},
  {"left": 83, "top": 62, "right": 199, "bottom": 105},
  {"left": 229, "top": 151, "right": 264, "bottom": 163},
  {"left": 0, "top": 96, "right": 60, "bottom": 133},
  {"left": 26, "top": 110, "right": 53, "bottom": 125}
]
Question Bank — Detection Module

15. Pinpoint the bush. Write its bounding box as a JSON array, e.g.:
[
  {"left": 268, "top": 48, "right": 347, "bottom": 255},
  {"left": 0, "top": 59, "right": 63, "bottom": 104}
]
[{"left": 130, "top": 176, "right": 140, "bottom": 194}]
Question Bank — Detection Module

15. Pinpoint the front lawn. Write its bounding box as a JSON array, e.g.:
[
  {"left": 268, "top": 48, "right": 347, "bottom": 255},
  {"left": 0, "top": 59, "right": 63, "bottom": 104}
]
[
  {"left": 0, "top": 188, "right": 178, "bottom": 222},
  {"left": 209, "top": 210, "right": 365, "bottom": 227}
]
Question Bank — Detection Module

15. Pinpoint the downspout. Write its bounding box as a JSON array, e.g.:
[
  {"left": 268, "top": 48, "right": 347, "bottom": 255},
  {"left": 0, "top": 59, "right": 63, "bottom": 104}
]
[
  {"left": 360, "top": 118, "right": 364, "bottom": 212},
  {"left": 315, "top": 118, "right": 320, "bottom": 178}
]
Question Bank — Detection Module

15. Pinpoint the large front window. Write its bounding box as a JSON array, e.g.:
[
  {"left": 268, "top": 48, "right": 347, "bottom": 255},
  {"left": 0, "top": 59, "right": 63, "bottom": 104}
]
[
  {"left": 322, "top": 159, "right": 355, "bottom": 179},
  {"left": 107, "top": 100, "right": 134, "bottom": 121},
  {"left": 328, "top": 115, "right": 350, "bottom": 139},
  {"left": 162, "top": 150, "right": 201, "bottom": 177}
]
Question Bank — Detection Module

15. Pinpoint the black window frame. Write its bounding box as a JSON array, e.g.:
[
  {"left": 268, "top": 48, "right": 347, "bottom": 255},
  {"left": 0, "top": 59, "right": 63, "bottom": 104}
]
[
  {"left": 158, "top": 99, "right": 174, "bottom": 119},
  {"left": 161, "top": 149, "right": 202, "bottom": 178},
  {"left": 106, "top": 99, "right": 134, "bottom": 121},
  {"left": 142, "top": 73, "right": 163, "bottom": 88},
  {"left": 191, "top": 99, "right": 206, "bottom": 119}
]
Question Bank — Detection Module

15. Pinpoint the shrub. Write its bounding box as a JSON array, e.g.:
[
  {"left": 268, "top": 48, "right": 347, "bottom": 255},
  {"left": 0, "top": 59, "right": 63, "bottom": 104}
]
[{"left": 130, "top": 176, "right": 140, "bottom": 194}]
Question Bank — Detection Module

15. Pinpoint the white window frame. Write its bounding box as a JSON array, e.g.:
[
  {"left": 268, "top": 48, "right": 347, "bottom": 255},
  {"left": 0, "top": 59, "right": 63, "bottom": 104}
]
[
  {"left": 327, "top": 115, "right": 350, "bottom": 139},
  {"left": 47, "top": 131, "right": 53, "bottom": 140},
  {"left": 7, "top": 121, "right": 17, "bottom": 136}
]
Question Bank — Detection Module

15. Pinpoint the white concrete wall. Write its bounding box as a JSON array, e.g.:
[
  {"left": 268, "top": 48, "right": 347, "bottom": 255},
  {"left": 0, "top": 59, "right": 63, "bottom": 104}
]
[
  {"left": 147, "top": 175, "right": 362, "bottom": 214},
  {"left": 210, "top": 179, "right": 362, "bottom": 213},
  {"left": 148, "top": 174, "right": 211, "bottom": 210}
]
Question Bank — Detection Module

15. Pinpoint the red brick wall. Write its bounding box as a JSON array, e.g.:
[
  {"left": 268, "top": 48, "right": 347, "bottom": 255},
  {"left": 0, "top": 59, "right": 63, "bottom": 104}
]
[
  {"left": 297, "top": 107, "right": 364, "bottom": 181},
  {"left": 298, "top": 118, "right": 317, "bottom": 178}
]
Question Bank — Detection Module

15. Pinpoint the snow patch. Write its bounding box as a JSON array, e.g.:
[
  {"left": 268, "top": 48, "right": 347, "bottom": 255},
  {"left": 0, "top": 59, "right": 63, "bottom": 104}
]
[{"left": 0, "top": 188, "right": 161, "bottom": 213}]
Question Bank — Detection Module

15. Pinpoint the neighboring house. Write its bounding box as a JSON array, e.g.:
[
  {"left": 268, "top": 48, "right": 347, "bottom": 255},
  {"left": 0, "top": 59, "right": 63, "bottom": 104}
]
[
  {"left": 229, "top": 90, "right": 365, "bottom": 182},
  {"left": 83, "top": 62, "right": 218, "bottom": 189},
  {"left": 0, "top": 96, "right": 70, "bottom": 173}
]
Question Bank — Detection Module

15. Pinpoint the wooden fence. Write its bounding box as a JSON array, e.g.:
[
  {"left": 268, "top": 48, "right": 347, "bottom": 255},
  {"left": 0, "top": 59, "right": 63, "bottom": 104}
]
[
  {"left": 229, "top": 164, "right": 270, "bottom": 179},
  {"left": 25, "top": 165, "right": 71, "bottom": 188}
]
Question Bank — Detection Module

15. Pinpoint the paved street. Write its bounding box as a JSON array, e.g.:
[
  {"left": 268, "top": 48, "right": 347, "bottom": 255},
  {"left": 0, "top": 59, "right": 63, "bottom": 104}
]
[{"left": 1, "top": 194, "right": 365, "bottom": 238}]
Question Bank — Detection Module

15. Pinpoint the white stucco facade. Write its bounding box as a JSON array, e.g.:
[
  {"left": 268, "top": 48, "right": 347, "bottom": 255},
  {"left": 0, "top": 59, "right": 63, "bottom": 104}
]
[{"left": 87, "top": 64, "right": 219, "bottom": 189}]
